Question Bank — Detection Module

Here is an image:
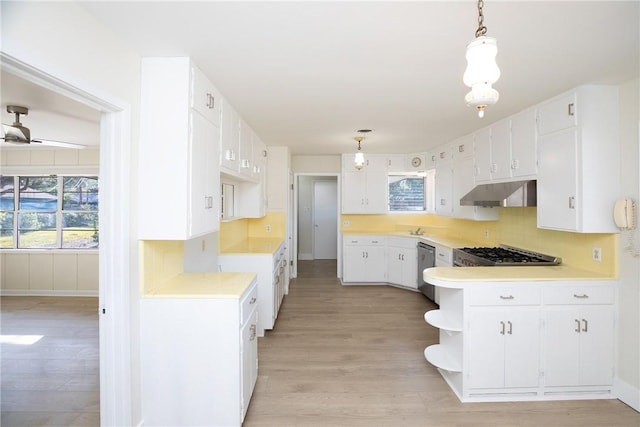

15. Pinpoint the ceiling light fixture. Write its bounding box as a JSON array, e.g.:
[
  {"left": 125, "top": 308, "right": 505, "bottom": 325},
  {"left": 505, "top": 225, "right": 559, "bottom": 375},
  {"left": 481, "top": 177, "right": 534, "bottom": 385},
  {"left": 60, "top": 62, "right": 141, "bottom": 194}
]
[
  {"left": 463, "top": 0, "right": 500, "bottom": 118},
  {"left": 354, "top": 136, "right": 365, "bottom": 170}
]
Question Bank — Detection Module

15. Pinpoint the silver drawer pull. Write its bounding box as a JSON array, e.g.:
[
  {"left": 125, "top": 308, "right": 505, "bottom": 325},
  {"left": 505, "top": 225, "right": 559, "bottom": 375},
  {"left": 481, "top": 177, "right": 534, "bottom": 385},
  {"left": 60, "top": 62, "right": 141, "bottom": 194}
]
[
  {"left": 249, "top": 297, "right": 257, "bottom": 304},
  {"left": 573, "top": 294, "right": 589, "bottom": 299},
  {"left": 499, "top": 295, "right": 514, "bottom": 300},
  {"left": 575, "top": 319, "right": 581, "bottom": 332}
]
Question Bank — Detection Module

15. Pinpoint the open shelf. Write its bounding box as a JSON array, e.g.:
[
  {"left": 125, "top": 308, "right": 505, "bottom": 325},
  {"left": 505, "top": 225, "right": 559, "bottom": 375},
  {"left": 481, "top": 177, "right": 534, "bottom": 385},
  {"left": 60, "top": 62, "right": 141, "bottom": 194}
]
[
  {"left": 424, "top": 344, "right": 462, "bottom": 373},
  {"left": 424, "top": 309, "right": 462, "bottom": 332}
]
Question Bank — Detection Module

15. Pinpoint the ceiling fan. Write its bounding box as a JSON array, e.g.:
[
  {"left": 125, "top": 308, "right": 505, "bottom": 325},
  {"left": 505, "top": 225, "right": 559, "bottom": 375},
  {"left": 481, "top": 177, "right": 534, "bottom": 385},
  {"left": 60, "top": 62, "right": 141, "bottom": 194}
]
[{"left": 1, "top": 105, "right": 86, "bottom": 149}]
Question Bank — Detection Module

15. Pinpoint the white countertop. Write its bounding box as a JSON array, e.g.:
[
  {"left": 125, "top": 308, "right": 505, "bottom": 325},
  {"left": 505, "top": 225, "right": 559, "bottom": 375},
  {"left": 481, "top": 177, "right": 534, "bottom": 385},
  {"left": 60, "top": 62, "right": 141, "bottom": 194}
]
[
  {"left": 343, "top": 231, "right": 477, "bottom": 249},
  {"left": 143, "top": 272, "right": 257, "bottom": 298},
  {"left": 423, "top": 265, "right": 615, "bottom": 289}
]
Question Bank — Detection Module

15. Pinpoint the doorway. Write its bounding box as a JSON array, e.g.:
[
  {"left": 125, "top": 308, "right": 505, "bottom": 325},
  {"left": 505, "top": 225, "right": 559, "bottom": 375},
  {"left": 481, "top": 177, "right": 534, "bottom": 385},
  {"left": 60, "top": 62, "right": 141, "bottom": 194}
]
[
  {"left": 313, "top": 180, "right": 337, "bottom": 259},
  {"left": 294, "top": 174, "right": 340, "bottom": 277}
]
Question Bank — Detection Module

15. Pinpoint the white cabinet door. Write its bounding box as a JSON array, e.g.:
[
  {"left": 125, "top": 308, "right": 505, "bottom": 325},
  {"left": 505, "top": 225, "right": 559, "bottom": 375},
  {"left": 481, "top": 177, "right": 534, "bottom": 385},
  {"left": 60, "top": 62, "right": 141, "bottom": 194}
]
[
  {"left": 342, "top": 171, "right": 367, "bottom": 214},
  {"left": 365, "top": 170, "right": 388, "bottom": 213},
  {"left": 190, "top": 111, "right": 220, "bottom": 236},
  {"left": 387, "top": 246, "right": 417, "bottom": 289},
  {"left": 220, "top": 98, "right": 240, "bottom": 173},
  {"left": 510, "top": 109, "right": 537, "bottom": 178},
  {"left": 537, "top": 92, "right": 577, "bottom": 135},
  {"left": 387, "top": 246, "right": 403, "bottom": 285},
  {"left": 537, "top": 128, "right": 578, "bottom": 231},
  {"left": 363, "top": 245, "right": 386, "bottom": 282},
  {"left": 543, "top": 306, "right": 614, "bottom": 387},
  {"left": 469, "top": 308, "right": 540, "bottom": 389},
  {"left": 241, "top": 309, "right": 258, "bottom": 421},
  {"left": 239, "top": 119, "right": 253, "bottom": 178},
  {"left": 490, "top": 119, "right": 511, "bottom": 181},
  {"left": 434, "top": 167, "right": 453, "bottom": 216},
  {"left": 190, "top": 64, "right": 221, "bottom": 127},
  {"left": 342, "top": 244, "right": 366, "bottom": 282},
  {"left": 473, "top": 128, "right": 492, "bottom": 183}
]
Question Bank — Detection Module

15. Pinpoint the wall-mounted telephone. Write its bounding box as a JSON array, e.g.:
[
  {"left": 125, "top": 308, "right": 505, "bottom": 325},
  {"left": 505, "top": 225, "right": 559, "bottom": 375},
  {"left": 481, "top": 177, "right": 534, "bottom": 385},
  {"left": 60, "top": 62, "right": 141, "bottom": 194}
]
[{"left": 614, "top": 198, "right": 636, "bottom": 230}]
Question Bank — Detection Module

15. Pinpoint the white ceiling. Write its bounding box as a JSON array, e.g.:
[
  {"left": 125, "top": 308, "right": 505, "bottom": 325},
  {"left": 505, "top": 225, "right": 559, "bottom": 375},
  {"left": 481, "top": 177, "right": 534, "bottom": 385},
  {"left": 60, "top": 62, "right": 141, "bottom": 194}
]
[{"left": 2, "top": 1, "right": 638, "bottom": 155}]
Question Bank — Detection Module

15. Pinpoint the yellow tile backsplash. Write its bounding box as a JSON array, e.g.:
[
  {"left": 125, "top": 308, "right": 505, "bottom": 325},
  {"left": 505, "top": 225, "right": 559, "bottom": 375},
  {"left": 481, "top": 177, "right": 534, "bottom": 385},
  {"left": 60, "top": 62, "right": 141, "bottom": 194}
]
[
  {"left": 341, "top": 208, "right": 616, "bottom": 276},
  {"left": 139, "top": 240, "right": 185, "bottom": 293},
  {"left": 219, "top": 212, "right": 286, "bottom": 251}
]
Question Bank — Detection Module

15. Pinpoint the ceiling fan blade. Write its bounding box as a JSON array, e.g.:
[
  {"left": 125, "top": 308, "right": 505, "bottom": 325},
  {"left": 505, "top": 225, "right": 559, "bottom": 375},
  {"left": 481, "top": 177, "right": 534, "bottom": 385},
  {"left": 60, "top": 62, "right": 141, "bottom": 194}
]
[
  {"left": 2, "top": 123, "right": 29, "bottom": 141},
  {"left": 30, "top": 138, "right": 87, "bottom": 149}
]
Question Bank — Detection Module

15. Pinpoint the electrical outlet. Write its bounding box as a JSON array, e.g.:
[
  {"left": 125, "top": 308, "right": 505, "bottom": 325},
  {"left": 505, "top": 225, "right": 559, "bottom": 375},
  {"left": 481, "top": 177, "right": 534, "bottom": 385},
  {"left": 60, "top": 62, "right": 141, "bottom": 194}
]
[
  {"left": 343, "top": 220, "right": 350, "bottom": 227},
  {"left": 265, "top": 224, "right": 271, "bottom": 232},
  {"left": 592, "top": 247, "right": 602, "bottom": 262},
  {"left": 484, "top": 229, "right": 490, "bottom": 239}
]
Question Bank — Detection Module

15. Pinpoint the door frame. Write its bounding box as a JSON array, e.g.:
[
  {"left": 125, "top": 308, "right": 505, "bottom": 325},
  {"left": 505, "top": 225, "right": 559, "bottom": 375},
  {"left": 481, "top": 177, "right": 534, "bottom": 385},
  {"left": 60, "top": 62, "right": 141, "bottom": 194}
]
[
  {"left": 1, "top": 53, "right": 133, "bottom": 425},
  {"left": 292, "top": 173, "right": 341, "bottom": 279}
]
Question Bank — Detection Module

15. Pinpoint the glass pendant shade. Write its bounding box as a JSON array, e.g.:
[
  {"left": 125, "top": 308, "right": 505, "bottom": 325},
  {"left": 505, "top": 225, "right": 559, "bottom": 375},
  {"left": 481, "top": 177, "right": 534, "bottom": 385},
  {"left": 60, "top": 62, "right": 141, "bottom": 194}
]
[
  {"left": 463, "top": 36, "right": 500, "bottom": 117},
  {"left": 354, "top": 152, "right": 365, "bottom": 170}
]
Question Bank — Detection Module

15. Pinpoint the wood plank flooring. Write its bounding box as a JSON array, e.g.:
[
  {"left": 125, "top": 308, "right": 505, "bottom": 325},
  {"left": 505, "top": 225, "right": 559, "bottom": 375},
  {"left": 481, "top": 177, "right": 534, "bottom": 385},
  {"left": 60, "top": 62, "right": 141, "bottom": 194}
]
[
  {"left": 1, "top": 262, "right": 638, "bottom": 426},
  {"left": 1, "top": 296, "right": 100, "bottom": 427},
  {"left": 243, "top": 260, "right": 640, "bottom": 427}
]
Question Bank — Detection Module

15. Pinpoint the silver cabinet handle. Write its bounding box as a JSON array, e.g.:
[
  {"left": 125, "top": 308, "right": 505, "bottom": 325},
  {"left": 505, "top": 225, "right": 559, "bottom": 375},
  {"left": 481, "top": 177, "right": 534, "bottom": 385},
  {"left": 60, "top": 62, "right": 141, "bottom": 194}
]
[
  {"left": 250, "top": 297, "right": 257, "bottom": 304},
  {"left": 500, "top": 321, "right": 505, "bottom": 335},
  {"left": 575, "top": 319, "right": 581, "bottom": 332},
  {"left": 250, "top": 324, "right": 256, "bottom": 340},
  {"left": 499, "top": 295, "right": 514, "bottom": 300},
  {"left": 569, "top": 196, "right": 576, "bottom": 209},
  {"left": 568, "top": 103, "right": 575, "bottom": 116},
  {"left": 573, "top": 294, "right": 589, "bottom": 299},
  {"left": 582, "top": 318, "right": 588, "bottom": 332},
  {"left": 507, "top": 321, "right": 513, "bottom": 335}
]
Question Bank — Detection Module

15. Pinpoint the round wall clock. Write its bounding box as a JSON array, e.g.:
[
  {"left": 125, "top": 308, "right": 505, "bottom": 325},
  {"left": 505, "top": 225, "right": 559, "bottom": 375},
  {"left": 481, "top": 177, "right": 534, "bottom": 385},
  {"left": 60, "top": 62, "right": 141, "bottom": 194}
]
[{"left": 411, "top": 156, "right": 422, "bottom": 167}]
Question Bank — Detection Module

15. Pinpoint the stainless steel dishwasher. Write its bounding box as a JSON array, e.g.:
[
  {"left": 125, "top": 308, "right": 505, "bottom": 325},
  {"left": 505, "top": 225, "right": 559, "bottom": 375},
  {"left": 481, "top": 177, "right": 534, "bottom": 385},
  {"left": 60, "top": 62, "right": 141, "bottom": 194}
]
[{"left": 417, "top": 242, "right": 436, "bottom": 302}]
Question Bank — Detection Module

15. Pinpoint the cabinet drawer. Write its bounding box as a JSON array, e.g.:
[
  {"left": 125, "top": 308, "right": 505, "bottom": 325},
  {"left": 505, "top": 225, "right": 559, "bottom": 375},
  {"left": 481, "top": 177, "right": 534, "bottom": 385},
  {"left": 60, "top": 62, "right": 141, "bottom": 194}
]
[
  {"left": 543, "top": 286, "right": 614, "bottom": 305},
  {"left": 387, "top": 237, "right": 417, "bottom": 249},
  {"left": 468, "top": 287, "right": 540, "bottom": 306},
  {"left": 435, "top": 246, "right": 452, "bottom": 264},
  {"left": 344, "top": 236, "right": 385, "bottom": 246},
  {"left": 240, "top": 284, "right": 258, "bottom": 325}
]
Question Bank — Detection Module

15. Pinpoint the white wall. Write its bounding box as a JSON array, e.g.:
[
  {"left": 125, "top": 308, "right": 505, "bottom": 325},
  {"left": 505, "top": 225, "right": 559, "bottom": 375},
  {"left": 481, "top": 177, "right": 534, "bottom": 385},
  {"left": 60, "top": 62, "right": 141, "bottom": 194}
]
[
  {"left": 2, "top": 2, "right": 142, "bottom": 424},
  {"left": 292, "top": 154, "right": 341, "bottom": 173},
  {"left": 615, "top": 78, "right": 640, "bottom": 410}
]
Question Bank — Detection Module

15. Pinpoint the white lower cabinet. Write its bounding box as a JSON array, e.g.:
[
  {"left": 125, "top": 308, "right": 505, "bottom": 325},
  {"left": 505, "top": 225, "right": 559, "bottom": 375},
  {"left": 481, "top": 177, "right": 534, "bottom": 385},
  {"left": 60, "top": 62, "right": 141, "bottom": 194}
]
[
  {"left": 141, "top": 278, "right": 258, "bottom": 426},
  {"left": 342, "top": 236, "right": 386, "bottom": 283},
  {"left": 424, "top": 279, "right": 616, "bottom": 402},
  {"left": 386, "top": 238, "right": 418, "bottom": 290},
  {"left": 219, "top": 241, "right": 287, "bottom": 337},
  {"left": 468, "top": 308, "right": 540, "bottom": 390}
]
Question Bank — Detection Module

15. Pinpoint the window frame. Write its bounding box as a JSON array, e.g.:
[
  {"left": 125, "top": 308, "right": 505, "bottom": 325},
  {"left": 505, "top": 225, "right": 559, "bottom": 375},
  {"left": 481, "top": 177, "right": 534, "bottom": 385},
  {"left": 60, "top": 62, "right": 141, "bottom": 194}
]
[{"left": 0, "top": 174, "right": 99, "bottom": 250}]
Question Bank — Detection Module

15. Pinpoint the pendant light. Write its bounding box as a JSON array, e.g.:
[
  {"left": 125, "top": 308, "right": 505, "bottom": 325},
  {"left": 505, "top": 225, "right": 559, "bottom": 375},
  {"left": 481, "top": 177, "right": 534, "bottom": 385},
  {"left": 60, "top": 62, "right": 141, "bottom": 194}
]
[
  {"left": 463, "top": 0, "right": 500, "bottom": 118},
  {"left": 354, "top": 136, "right": 365, "bottom": 170}
]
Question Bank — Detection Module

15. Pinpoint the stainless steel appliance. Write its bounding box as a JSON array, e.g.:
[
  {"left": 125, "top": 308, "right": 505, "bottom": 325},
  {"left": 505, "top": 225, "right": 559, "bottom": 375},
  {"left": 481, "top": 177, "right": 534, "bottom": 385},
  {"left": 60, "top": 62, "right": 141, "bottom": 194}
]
[
  {"left": 417, "top": 242, "right": 436, "bottom": 302},
  {"left": 453, "top": 244, "right": 561, "bottom": 267}
]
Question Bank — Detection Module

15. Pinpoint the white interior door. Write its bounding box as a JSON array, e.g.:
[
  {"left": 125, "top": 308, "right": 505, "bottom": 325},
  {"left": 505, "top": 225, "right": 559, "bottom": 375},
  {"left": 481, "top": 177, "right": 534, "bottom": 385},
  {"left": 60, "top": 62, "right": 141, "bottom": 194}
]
[{"left": 313, "top": 180, "right": 337, "bottom": 259}]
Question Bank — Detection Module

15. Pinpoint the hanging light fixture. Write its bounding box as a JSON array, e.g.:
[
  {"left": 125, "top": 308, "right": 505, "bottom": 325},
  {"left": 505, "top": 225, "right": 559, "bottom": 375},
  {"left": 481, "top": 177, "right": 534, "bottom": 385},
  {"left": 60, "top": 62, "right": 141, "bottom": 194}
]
[
  {"left": 354, "top": 136, "right": 365, "bottom": 170},
  {"left": 463, "top": 0, "right": 500, "bottom": 118}
]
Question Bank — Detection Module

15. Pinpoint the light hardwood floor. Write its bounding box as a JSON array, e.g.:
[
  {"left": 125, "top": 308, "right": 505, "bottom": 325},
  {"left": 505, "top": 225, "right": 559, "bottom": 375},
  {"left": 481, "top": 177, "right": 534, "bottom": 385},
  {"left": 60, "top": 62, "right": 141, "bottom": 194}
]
[
  {"left": 1, "top": 296, "right": 100, "bottom": 426},
  {"left": 1, "top": 262, "right": 639, "bottom": 427},
  {"left": 243, "top": 260, "right": 640, "bottom": 427}
]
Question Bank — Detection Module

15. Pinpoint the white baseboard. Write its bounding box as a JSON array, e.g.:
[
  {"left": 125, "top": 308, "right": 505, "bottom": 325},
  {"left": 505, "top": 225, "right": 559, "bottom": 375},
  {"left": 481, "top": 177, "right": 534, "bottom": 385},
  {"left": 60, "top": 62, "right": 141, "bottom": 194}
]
[
  {"left": 298, "top": 253, "right": 313, "bottom": 260},
  {"left": 615, "top": 377, "right": 640, "bottom": 412},
  {"left": 0, "top": 289, "right": 98, "bottom": 297}
]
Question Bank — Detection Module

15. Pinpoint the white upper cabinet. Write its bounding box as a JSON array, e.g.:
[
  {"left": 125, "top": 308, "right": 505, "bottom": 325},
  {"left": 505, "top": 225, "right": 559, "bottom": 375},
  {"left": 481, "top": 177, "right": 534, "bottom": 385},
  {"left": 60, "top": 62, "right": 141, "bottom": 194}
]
[
  {"left": 509, "top": 109, "right": 537, "bottom": 179},
  {"left": 473, "top": 128, "right": 492, "bottom": 183},
  {"left": 138, "top": 57, "right": 220, "bottom": 240},
  {"left": 536, "top": 85, "right": 620, "bottom": 233},
  {"left": 341, "top": 154, "right": 388, "bottom": 214},
  {"left": 488, "top": 119, "right": 512, "bottom": 181},
  {"left": 190, "top": 65, "right": 221, "bottom": 127},
  {"left": 239, "top": 119, "right": 254, "bottom": 179},
  {"left": 220, "top": 98, "right": 240, "bottom": 174},
  {"left": 387, "top": 154, "right": 407, "bottom": 173}
]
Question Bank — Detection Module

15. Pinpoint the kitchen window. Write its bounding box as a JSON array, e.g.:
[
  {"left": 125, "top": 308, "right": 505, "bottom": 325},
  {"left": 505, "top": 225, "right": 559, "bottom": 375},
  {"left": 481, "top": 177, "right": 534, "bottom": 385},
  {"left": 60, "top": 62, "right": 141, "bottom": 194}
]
[
  {"left": 388, "top": 174, "right": 426, "bottom": 212},
  {"left": 0, "top": 175, "right": 99, "bottom": 249}
]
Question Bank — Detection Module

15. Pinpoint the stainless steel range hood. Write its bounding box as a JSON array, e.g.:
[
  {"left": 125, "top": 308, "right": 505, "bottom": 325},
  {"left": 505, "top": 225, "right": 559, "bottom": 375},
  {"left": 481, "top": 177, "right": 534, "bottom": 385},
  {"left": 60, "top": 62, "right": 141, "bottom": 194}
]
[{"left": 460, "top": 180, "right": 537, "bottom": 207}]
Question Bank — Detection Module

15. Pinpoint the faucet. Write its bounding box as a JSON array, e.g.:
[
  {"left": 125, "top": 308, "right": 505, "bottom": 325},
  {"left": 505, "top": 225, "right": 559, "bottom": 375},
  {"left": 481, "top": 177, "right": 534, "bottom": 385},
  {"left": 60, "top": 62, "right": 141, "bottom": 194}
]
[{"left": 411, "top": 227, "right": 423, "bottom": 235}]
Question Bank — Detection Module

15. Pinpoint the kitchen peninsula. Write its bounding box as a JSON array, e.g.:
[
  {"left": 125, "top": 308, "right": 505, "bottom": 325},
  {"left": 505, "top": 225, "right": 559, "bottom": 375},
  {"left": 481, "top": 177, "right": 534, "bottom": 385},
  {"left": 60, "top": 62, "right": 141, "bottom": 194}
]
[{"left": 423, "top": 266, "right": 616, "bottom": 403}]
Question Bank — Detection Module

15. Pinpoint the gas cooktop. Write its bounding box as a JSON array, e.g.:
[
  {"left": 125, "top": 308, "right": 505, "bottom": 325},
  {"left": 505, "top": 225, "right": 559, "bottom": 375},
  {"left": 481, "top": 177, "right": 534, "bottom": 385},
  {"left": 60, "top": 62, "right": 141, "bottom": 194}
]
[{"left": 453, "top": 245, "right": 561, "bottom": 267}]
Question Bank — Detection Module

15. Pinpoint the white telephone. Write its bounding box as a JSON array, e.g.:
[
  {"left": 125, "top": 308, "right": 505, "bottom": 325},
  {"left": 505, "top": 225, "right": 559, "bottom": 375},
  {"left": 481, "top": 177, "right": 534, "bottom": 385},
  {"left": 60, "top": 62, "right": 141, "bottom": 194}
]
[{"left": 614, "top": 198, "right": 636, "bottom": 230}]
